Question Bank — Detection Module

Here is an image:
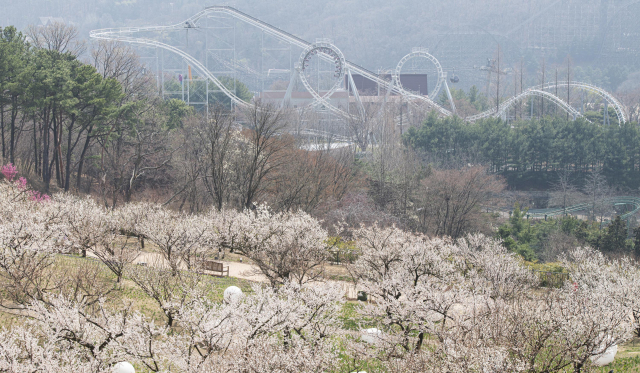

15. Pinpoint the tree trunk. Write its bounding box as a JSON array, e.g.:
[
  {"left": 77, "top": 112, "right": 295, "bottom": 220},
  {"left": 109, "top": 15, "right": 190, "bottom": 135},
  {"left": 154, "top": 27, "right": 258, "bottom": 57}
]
[
  {"left": 10, "top": 95, "right": 18, "bottom": 164},
  {"left": 76, "top": 133, "right": 93, "bottom": 191},
  {"left": 42, "top": 114, "right": 51, "bottom": 189},
  {"left": 1, "top": 105, "right": 5, "bottom": 160},
  {"left": 415, "top": 332, "right": 425, "bottom": 351},
  {"left": 33, "top": 116, "right": 39, "bottom": 176},
  {"left": 64, "top": 122, "right": 74, "bottom": 191}
]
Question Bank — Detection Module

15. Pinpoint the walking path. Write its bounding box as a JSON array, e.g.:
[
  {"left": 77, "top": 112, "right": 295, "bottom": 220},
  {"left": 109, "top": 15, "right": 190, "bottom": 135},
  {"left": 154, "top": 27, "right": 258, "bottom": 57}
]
[
  {"left": 128, "top": 251, "right": 359, "bottom": 298},
  {"left": 132, "top": 252, "right": 268, "bottom": 282}
]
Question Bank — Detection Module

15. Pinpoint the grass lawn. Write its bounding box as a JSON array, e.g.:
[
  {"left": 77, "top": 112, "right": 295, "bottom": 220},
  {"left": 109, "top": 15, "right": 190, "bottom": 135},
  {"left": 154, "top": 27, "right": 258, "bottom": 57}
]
[{"left": 0, "top": 254, "right": 255, "bottom": 326}]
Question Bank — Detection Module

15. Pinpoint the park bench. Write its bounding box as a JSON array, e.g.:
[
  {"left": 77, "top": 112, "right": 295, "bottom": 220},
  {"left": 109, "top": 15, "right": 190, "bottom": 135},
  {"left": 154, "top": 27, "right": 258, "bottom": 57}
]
[{"left": 203, "top": 260, "right": 229, "bottom": 277}]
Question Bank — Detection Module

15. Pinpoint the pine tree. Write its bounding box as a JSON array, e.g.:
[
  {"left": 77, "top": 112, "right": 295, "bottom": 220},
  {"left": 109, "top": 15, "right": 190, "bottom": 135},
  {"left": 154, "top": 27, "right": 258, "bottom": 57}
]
[{"left": 602, "top": 216, "right": 628, "bottom": 253}]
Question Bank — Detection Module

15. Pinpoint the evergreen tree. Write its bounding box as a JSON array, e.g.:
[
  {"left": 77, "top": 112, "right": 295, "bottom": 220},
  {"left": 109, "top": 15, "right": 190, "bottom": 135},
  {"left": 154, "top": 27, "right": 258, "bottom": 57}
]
[
  {"left": 634, "top": 226, "right": 640, "bottom": 258},
  {"left": 602, "top": 216, "right": 628, "bottom": 254}
]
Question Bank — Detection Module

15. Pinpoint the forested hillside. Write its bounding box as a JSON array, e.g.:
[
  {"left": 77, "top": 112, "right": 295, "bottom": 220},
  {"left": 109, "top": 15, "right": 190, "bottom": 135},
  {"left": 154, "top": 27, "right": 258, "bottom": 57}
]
[{"left": 405, "top": 113, "right": 640, "bottom": 190}]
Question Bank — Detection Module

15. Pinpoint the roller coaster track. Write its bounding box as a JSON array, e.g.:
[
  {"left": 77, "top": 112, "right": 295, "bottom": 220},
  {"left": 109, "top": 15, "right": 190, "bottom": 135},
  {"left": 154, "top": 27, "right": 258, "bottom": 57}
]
[
  {"left": 297, "top": 129, "right": 352, "bottom": 143},
  {"left": 527, "top": 196, "right": 640, "bottom": 221},
  {"left": 90, "top": 6, "right": 451, "bottom": 117},
  {"left": 532, "top": 81, "right": 627, "bottom": 124},
  {"left": 466, "top": 89, "right": 585, "bottom": 122},
  {"left": 89, "top": 33, "right": 250, "bottom": 107},
  {"left": 465, "top": 82, "right": 626, "bottom": 124},
  {"left": 91, "top": 6, "right": 629, "bottom": 128}
]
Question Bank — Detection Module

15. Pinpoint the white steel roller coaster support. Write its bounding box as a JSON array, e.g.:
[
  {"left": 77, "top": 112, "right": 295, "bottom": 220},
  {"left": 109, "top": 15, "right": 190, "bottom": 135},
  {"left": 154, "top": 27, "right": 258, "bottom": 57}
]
[
  {"left": 444, "top": 79, "right": 457, "bottom": 115},
  {"left": 282, "top": 68, "right": 298, "bottom": 108},
  {"left": 347, "top": 69, "right": 366, "bottom": 121},
  {"left": 371, "top": 76, "right": 396, "bottom": 124}
]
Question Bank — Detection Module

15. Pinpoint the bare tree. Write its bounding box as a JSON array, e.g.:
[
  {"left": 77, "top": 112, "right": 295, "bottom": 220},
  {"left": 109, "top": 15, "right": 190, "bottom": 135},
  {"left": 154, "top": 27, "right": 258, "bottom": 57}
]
[
  {"left": 584, "top": 170, "right": 611, "bottom": 224},
  {"left": 91, "top": 41, "right": 146, "bottom": 96},
  {"left": 416, "top": 166, "right": 505, "bottom": 238},
  {"left": 97, "top": 102, "right": 176, "bottom": 207},
  {"left": 27, "top": 22, "right": 86, "bottom": 57},
  {"left": 347, "top": 102, "right": 379, "bottom": 152},
  {"left": 237, "top": 101, "right": 291, "bottom": 210},
  {"left": 549, "top": 168, "right": 580, "bottom": 215},
  {"left": 266, "top": 144, "right": 358, "bottom": 213},
  {"left": 198, "top": 105, "right": 237, "bottom": 211},
  {"left": 618, "top": 73, "right": 640, "bottom": 123},
  {"left": 165, "top": 116, "right": 206, "bottom": 212},
  {"left": 368, "top": 141, "right": 425, "bottom": 217}
]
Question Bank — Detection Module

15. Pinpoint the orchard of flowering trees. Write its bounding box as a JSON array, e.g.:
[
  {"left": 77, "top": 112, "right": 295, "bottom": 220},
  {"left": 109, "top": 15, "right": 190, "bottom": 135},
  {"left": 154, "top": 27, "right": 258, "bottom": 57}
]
[{"left": 0, "top": 165, "right": 639, "bottom": 372}]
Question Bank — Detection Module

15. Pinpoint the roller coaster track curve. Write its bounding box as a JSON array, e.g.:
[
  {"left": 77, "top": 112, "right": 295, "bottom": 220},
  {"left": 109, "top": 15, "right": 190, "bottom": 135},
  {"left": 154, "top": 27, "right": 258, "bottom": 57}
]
[
  {"left": 88, "top": 36, "right": 250, "bottom": 107},
  {"left": 91, "top": 6, "right": 630, "bottom": 128},
  {"left": 532, "top": 81, "right": 627, "bottom": 124},
  {"left": 90, "top": 6, "right": 452, "bottom": 117},
  {"left": 527, "top": 196, "right": 640, "bottom": 222},
  {"left": 465, "top": 89, "right": 585, "bottom": 122}
]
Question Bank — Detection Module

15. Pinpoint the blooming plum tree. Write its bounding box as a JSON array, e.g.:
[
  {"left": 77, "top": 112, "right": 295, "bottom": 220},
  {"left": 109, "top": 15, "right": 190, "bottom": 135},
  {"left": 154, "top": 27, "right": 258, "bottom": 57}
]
[
  {"left": 136, "top": 205, "right": 208, "bottom": 275},
  {"left": 214, "top": 206, "right": 329, "bottom": 288},
  {"left": 0, "top": 175, "right": 637, "bottom": 372}
]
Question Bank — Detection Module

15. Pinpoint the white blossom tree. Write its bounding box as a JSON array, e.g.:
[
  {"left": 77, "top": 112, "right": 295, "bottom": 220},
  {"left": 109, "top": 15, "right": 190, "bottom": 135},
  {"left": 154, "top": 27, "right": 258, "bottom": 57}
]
[
  {"left": 0, "top": 182, "right": 65, "bottom": 310},
  {"left": 562, "top": 247, "right": 640, "bottom": 338},
  {"left": 349, "top": 227, "right": 634, "bottom": 372},
  {"left": 0, "top": 175, "right": 637, "bottom": 372},
  {"left": 136, "top": 205, "right": 208, "bottom": 275},
  {"left": 214, "top": 206, "right": 329, "bottom": 288}
]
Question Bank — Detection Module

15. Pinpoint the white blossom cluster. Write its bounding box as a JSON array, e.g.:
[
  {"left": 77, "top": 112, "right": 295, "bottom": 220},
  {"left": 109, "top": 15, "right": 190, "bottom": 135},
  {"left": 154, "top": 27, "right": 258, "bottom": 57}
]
[
  {"left": 347, "top": 228, "right": 635, "bottom": 372},
  {"left": 0, "top": 178, "right": 637, "bottom": 372}
]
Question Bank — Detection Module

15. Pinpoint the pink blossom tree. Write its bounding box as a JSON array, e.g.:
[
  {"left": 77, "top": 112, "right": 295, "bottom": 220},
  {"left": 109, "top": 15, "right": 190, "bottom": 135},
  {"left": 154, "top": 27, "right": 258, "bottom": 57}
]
[{"left": 0, "top": 163, "right": 18, "bottom": 181}]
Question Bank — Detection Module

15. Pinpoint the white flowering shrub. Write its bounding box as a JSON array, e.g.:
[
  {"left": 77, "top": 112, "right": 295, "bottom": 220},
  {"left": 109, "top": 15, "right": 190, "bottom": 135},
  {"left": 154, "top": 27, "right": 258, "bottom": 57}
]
[
  {"left": 0, "top": 175, "right": 636, "bottom": 372},
  {"left": 213, "top": 206, "right": 329, "bottom": 288}
]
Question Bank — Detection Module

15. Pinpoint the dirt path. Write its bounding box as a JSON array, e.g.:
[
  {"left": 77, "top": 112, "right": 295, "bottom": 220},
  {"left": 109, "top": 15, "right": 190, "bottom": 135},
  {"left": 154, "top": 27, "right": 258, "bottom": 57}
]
[
  {"left": 96, "top": 251, "right": 359, "bottom": 298},
  {"left": 131, "top": 252, "right": 268, "bottom": 283}
]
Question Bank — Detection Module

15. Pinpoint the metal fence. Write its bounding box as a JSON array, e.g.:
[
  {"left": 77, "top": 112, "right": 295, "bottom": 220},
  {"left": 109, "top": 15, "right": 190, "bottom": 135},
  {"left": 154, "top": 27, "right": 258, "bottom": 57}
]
[{"left": 535, "top": 270, "right": 570, "bottom": 288}]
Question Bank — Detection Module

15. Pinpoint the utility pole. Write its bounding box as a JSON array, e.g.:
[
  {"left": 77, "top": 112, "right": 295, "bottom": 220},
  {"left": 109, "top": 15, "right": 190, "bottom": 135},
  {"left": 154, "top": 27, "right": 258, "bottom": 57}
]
[
  {"left": 496, "top": 45, "right": 501, "bottom": 116},
  {"left": 514, "top": 66, "right": 518, "bottom": 121},
  {"left": 541, "top": 58, "right": 545, "bottom": 118},
  {"left": 555, "top": 68, "right": 558, "bottom": 116},
  {"left": 520, "top": 59, "right": 524, "bottom": 120},
  {"left": 567, "top": 55, "right": 571, "bottom": 121}
]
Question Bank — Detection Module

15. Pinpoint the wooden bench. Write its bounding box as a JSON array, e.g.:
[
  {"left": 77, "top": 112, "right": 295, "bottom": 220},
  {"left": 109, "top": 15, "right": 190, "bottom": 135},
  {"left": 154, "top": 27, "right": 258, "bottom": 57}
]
[{"left": 203, "top": 260, "right": 229, "bottom": 277}]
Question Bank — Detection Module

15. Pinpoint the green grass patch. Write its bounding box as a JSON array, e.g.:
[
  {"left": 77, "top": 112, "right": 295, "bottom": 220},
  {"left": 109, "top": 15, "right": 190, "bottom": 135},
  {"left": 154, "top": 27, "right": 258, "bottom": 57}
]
[{"left": 596, "top": 355, "right": 640, "bottom": 372}]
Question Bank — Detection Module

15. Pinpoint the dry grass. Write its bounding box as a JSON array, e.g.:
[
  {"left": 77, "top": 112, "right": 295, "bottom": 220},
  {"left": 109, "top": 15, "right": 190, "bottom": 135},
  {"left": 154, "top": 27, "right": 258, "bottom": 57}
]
[{"left": 0, "top": 254, "right": 255, "bottom": 328}]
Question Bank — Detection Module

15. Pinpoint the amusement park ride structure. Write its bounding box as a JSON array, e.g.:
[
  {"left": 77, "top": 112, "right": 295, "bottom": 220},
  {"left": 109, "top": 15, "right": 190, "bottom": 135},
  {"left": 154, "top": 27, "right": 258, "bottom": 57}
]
[{"left": 90, "top": 6, "right": 629, "bottom": 126}]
